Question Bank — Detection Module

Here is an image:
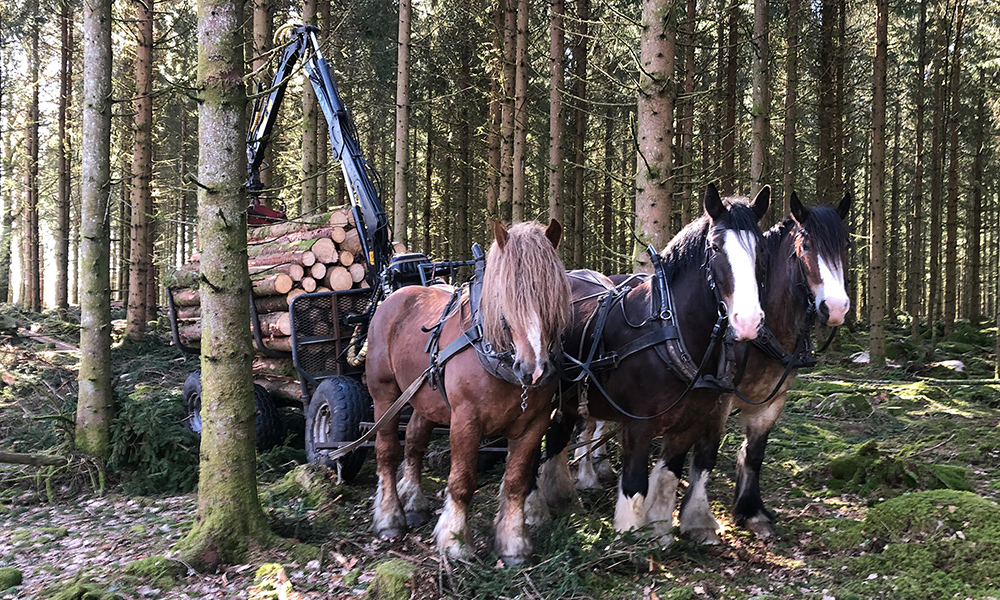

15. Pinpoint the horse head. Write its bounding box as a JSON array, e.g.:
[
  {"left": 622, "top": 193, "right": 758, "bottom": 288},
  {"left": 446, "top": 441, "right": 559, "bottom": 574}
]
[
  {"left": 484, "top": 219, "right": 572, "bottom": 387},
  {"left": 790, "top": 191, "right": 851, "bottom": 327},
  {"left": 703, "top": 183, "right": 769, "bottom": 341}
]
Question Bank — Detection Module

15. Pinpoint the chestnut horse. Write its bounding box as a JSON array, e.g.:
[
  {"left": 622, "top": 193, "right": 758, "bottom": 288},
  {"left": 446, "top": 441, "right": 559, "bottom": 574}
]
[
  {"left": 540, "top": 184, "right": 769, "bottom": 544},
  {"left": 366, "top": 220, "right": 571, "bottom": 564},
  {"left": 679, "top": 192, "right": 851, "bottom": 538}
]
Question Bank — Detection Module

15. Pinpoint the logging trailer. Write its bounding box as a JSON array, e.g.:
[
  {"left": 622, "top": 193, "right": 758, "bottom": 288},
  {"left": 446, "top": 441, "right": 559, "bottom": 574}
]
[{"left": 166, "top": 24, "right": 477, "bottom": 481}]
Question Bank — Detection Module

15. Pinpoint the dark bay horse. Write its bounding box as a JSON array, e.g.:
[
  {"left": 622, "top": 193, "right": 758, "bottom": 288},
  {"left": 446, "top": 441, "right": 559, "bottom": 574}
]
[
  {"left": 540, "top": 185, "right": 769, "bottom": 544},
  {"left": 706, "top": 191, "right": 851, "bottom": 538},
  {"left": 366, "top": 220, "right": 571, "bottom": 564}
]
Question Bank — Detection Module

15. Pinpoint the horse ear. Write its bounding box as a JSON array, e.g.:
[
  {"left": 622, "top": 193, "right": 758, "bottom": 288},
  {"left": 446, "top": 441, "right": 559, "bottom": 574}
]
[
  {"left": 544, "top": 218, "right": 562, "bottom": 249},
  {"left": 790, "top": 191, "right": 810, "bottom": 224},
  {"left": 704, "top": 183, "right": 725, "bottom": 220},
  {"left": 837, "top": 192, "right": 852, "bottom": 220},
  {"left": 751, "top": 185, "right": 771, "bottom": 222},
  {"left": 494, "top": 220, "right": 509, "bottom": 250}
]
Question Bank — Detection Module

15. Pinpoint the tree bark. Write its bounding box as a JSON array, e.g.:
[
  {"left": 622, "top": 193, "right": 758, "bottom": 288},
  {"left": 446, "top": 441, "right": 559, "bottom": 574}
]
[
  {"left": 749, "top": 0, "right": 769, "bottom": 199},
  {"left": 392, "top": 0, "right": 411, "bottom": 245},
  {"left": 76, "top": 0, "right": 114, "bottom": 459},
  {"left": 907, "top": 0, "right": 926, "bottom": 342},
  {"left": 498, "top": 0, "right": 517, "bottom": 222},
  {"left": 126, "top": 0, "right": 154, "bottom": 339},
  {"left": 634, "top": 0, "right": 677, "bottom": 272},
  {"left": 572, "top": 0, "right": 590, "bottom": 266},
  {"left": 781, "top": 0, "right": 799, "bottom": 214},
  {"left": 868, "top": 0, "right": 888, "bottom": 366},
  {"left": 943, "top": 0, "right": 966, "bottom": 334},
  {"left": 175, "top": 0, "right": 272, "bottom": 569},
  {"left": 252, "top": 0, "right": 272, "bottom": 190},
  {"left": 548, "top": 0, "right": 565, "bottom": 226},
  {"left": 678, "top": 0, "right": 695, "bottom": 227},
  {"left": 816, "top": 0, "right": 837, "bottom": 203},
  {"left": 301, "top": 0, "right": 318, "bottom": 214},
  {"left": 721, "top": 4, "right": 737, "bottom": 195},
  {"left": 24, "top": 0, "right": 41, "bottom": 312},
  {"left": 967, "top": 70, "right": 986, "bottom": 322},
  {"left": 56, "top": 0, "right": 74, "bottom": 310},
  {"left": 511, "top": 0, "right": 529, "bottom": 221},
  {"left": 927, "top": 13, "right": 947, "bottom": 351}
]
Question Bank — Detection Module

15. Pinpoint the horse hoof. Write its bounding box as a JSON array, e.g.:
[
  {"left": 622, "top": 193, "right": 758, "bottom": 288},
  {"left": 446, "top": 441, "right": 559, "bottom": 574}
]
[
  {"left": 498, "top": 554, "right": 528, "bottom": 567},
  {"left": 687, "top": 528, "right": 722, "bottom": 545},
  {"left": 406, "top": 510, "right": 430, "bottom": 528},
  {"left": 376, "top": 526, "right": 407, "bottom": 541},
  {"left": 744, "top": 517, "right": 776, "bottom": 539}
]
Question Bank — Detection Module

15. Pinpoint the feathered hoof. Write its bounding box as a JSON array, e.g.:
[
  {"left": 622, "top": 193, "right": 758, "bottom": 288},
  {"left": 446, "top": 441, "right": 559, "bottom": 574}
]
[
  {"left": 375, "top": 525, "right": 407, "bottom": 541},
  {"left": 498, "top": 553, "right": 529, "bottom": 567},
  {"left": 685, "top": 527, "right": 722, "bottom": 545},
  {"left": 744, "top": 516, "right": 776, "bottom": 539},
  {"left": 406, "top": 509, "right": 431, "bottom": 529}
]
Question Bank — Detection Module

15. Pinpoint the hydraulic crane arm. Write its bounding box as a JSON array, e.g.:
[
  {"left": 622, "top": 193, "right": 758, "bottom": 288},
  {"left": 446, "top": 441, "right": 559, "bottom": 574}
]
[{"left": 246, "top": 24, "right": 392, "bottom": 285}]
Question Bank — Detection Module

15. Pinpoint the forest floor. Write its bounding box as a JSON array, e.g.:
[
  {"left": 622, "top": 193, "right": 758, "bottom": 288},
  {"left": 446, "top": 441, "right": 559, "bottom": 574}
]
[{"left": 2, "top": 306, "right": 1000, "bottom": 599}]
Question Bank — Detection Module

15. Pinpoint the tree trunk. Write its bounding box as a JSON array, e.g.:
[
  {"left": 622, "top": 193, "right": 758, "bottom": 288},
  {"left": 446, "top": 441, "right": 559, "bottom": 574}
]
[
  {"left": 602, "top": 107, "right": 615, "bottom": 274},
  {"left": 498, "top": 0, "right": 517, "bottom": 222},
  {"left": 76, "top": 0, "right": 114, "bottom": 459},
  {"left": 457, "top": 48, "right": 471, "bottom": 256},
  {"left": 633, "top": 0, "right": 677, "bottom": 272},
  {"left": 317, "top": 0, "right": 330, "bottom": 209},
  {"left": 175, "top": 0, "right": 272, "bottom": 570},
  {"left": 887, "top": 97, "right": 901, "bottom": 314},
  {"left": 907, "top": 0, "right": 926, "bottom": 342},
  {"left": 749, "top": 0, "right": 769, "bottom": 198},
  {"left": 816, "top": 0, "right": 837, "bottom": 203},
  {"left": 927, "top": 14, "right": 947, "bottom": 352},
  {"left": 511, "top": 0, "right": 529, "bottom": 221},
  {"left": 126, "top": 0, "right": 154, "bottom": 339},
  {"left": 572, "top": 0, "right": 589, "bottom": 266},
  {"left": 943, "top": 0, "right": 966, "bottom": 334},
  {"left": 781, "top": 0, "right": 799, "bottom": 214},
  {"left": 422, "top": 107, "right": 432, "bottom": 253},
  {"left": 392, "top": 0, "right": 411, "bottom": 245},
  {"left": 721, "top": 3, "right": 737, "bottom": 195},
  {"left": 56, "top": 0, "right": 73, "bottom": 310},
  {"left": 25, "top": 0, "right": 41, "bottom": 312},
  {"left": 868, "top": 0, "right": 888, "bottom": 366},
  {"left": 548, "top": 0, "right": 565, "bottom": 226},
  {"left": 252, "top": 0, "right": 272, "bottom": 190},
  {"left": 301, "top": 0, "right": 318, "bottom": 214},
  {"left": 967, "top": 70, "right": 986, "bottom": 322},
  {"left": 678, "top": 0, "right": 694, "bottom": 226}
]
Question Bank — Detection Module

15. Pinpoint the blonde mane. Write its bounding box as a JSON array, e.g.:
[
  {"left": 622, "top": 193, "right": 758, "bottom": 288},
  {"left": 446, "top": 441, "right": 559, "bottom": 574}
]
[{"left": 481, "top": 222, "right": 571, "bottom": 352}]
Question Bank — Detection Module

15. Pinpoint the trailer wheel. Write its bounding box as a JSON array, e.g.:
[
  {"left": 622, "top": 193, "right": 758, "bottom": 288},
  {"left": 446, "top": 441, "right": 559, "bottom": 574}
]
[
  {"left": 306, "top": 375, "right": 372, "bottom": 482},
  {"left": 182, "top": 371, "right": 285, "bottom": 451}
]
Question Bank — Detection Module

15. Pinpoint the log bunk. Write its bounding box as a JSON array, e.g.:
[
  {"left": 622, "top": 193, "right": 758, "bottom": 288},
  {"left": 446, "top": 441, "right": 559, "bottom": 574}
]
[{"left": 166, "top": 206, "right": 368, "bottom": 403}]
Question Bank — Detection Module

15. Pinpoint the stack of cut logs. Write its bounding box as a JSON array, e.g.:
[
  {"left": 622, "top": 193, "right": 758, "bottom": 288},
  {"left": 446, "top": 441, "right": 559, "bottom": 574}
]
[{"left": 166, "top": 206, "right": 368, "bottom": 387}]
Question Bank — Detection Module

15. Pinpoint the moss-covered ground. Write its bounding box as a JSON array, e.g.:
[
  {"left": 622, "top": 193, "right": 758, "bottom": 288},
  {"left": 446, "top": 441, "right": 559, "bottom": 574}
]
[{"left": 3, "top": 309, "right": 1000, "bottom": 598}]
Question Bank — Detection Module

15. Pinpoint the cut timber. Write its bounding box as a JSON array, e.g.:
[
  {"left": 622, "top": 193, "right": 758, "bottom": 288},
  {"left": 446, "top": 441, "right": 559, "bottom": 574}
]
[
  {"left": 249, "top": 263, "right": 305, "bottom": 282},
  {"left": 252, "top": 273, "right": 294, "bottom": 296},
  {"left": 248, "top": 238, "right": 331, "bottom": 259},
  {"left": 256, "top": 378, "right": 303, "bottom": 404},
  {"left": 392, "top": 241, "right": 407, "bottom": 254},
  {"left": 249, "top": 250, "right": 316, "bottom": 268},
  {"left": 349, "top": 263, "right": 366, "bottom": 283},
  {"left": 261, "top": 336, "right": 293, "bottom": 352},
  {"left": 338, "top": 250, "right": 355, "bottom": 266},
  {"left": 325, "top": 266, "right": 352, "bottom": 291},
  {"left": 171, "top": 288, "right": 200, "bottom": 307},
  {"left": 300, "top": 277, "right": 318, "bottom": 293},
  {"left": 310, "top": 238, "right": 337, "bottom": 263},
  {"left": 253, "top": 356, "right": 297, "bottom": 378},
  {"left": 330, "top": 225, "right": 347, "bottom": 244},
  {"left": 309, "top": 262, "right": 327, "bottom": 280},
  {"left": 247, "top": 207, "right": 352, "bottom": 240},
  {"left": 259, "top": 311, "right": 292, "bottom": 337},
  {"left": 341, "top": 229, "right": 362, "bottom": 255},
  {"left": 0, "top": 451, "right": 68, "bottom": 467},
  {"left": 255, "top": 289, "right": 299, "bottom": 313},
  {"left": 179, "top": 323, "right": 201, "bottom": 341},
  {"left": 164, "top": 269, "right": 200, "bottom": 289},
  {"left": 176, "top": 306, "right": 201, "bottom": 320}
]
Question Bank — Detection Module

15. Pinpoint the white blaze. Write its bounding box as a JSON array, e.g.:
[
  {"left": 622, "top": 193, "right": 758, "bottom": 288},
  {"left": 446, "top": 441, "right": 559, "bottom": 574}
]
[
  {"left": 725, "top": 230, "right": 764, "bottom": 340},
  {"left": 817, "top": 255, "right": 850, "bottom": 326}
]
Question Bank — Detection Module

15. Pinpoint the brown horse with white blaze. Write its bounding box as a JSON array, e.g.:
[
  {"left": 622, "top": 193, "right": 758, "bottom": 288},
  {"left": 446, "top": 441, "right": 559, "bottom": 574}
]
[{"left": 366, "top": 220, "right": 571, "bottom": 564}]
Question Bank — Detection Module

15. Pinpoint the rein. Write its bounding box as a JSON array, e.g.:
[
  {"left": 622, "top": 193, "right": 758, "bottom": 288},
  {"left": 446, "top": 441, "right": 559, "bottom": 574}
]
[
  {"left": 564, "top": 235, "right": 741, "bottom": 421},
  {"left": 739, "top": 228, "right": 839, "bottom": 406}
]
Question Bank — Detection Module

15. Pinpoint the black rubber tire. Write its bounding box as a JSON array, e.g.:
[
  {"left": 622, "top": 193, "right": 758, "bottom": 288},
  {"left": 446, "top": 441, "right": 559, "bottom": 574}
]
[
  {"left": 181, "top": 371, "right": 285, "bottom": 452},
  {"left": 305, "top": 375, "right": 373, "bottom": 482}
]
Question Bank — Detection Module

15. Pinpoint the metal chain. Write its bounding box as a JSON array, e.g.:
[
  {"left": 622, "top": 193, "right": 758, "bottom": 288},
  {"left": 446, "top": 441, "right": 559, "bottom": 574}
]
[{"left": 520, "top": 385, "right": 528, "bottom": 412}]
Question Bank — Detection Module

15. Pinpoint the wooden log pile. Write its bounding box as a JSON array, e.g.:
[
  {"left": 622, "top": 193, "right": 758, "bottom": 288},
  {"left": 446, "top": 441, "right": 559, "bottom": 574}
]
[{"left": 166, "top": 206, "right": 370, "bottom": 385}]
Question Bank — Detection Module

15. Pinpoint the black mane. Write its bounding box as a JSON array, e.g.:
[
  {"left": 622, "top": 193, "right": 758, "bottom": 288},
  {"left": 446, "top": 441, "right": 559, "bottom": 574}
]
[
  {"left": 661, "top": 201, "right": 763, "bottom": 282},
  {"left": 766, "top": 206, "right": 848, "bottom": 263}
]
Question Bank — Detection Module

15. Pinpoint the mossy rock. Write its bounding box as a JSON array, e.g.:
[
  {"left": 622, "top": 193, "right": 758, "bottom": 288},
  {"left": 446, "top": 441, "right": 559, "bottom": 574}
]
[
  {"left": 825, "top": 442, "right": 972, "bottom": 495},
  {"left": 885, "top": 339, "right": 920, "bottom": 361},
  {"left": 865, "top": 490, "right": 1000, "bottom": 543},
  {"left": 810, "top": 392, "right": 872, "bottom": 419},
  {"left": 944, "top": 322, "right": 993, "bottom": 348},
  {"left": 842, "top": 492, "right": 1000, "bottom": 599},
  {"left": 937, "top": 341, "right": 976, "bottom": 355},
  {"left": 42, "top": 578, "right": 123, "bottom": 600},
  {"left": 369, "top": 559, "right": 416, "bottom": 600},
  {"left": 122, "top": 556, "right": 186, "bottom": 590},
  {"left": 0, "top": 567, "right": 22, "bottom": 589},
  {"left": 250, "top": 563, "right": 295, "bottom": 598},
  {"left": 923, "top": 360, "right": 968, "bottom": 380}
]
